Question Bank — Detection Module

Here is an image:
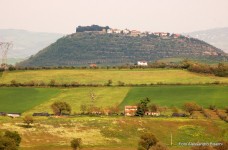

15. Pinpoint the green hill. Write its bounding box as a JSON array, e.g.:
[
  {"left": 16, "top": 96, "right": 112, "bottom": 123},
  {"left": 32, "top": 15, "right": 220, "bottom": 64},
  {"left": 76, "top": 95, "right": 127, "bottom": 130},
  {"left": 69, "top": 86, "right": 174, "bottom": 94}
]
[{"left": 18, "top": 32, "right": 228, "bottom": 67}]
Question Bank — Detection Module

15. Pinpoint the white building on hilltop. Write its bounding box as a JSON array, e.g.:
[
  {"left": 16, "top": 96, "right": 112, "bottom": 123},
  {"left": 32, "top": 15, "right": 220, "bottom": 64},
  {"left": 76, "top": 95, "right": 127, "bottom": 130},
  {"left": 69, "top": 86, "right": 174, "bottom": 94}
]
[{"left": 137, "top": 61, "right": 148, "bottom": 66}]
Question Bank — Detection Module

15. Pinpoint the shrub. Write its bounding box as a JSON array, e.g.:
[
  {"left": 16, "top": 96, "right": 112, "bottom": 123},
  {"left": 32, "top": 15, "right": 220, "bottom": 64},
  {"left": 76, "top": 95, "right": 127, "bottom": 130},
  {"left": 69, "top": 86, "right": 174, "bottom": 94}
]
[
  {"left": 183, "top": 102, "right": 201, "bottom": 114},
  {"left": 138, "top": 132, "right": 158, "bottom": 150},
  {"left": 4, "top": 130, "right": 21, "bottom": 147},
  {"left": 23, "top": 115, "right": 34, "bottom": 127},
  {"left": 70, "top": 138, "right": 82, "bottom": 150}
]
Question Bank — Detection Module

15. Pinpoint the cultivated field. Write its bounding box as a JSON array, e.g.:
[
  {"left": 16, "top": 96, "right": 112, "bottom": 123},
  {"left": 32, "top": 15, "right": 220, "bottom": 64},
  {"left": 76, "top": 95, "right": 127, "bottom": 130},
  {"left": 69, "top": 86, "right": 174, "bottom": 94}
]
[
  {"left": 0, "top": 86, "right": 227, "bottom": 114},
  {"left": 120, "top": 86, "right": 228, "bottom": 109},
  {"left": 1, "top": 69, "right": 228, "bottom": 85},
  {"left": 0, "top": 87, "right": 60, "bottom": 113}
]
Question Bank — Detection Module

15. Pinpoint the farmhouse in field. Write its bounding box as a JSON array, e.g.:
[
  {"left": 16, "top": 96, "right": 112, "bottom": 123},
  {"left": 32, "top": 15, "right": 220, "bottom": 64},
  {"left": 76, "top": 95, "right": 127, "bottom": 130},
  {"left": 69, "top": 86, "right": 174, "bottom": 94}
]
[
  {"left": 125, "top": 106, "right": 137, "bottom": 116},
  {"left": 144, "top": 111, "right": 160, "bottom": 116},
  {"left": 137, "top": 61, "right": 148, "bottom": 66},
  {"left": 7, "top": 113, "right": 21, "bottom": 118}
]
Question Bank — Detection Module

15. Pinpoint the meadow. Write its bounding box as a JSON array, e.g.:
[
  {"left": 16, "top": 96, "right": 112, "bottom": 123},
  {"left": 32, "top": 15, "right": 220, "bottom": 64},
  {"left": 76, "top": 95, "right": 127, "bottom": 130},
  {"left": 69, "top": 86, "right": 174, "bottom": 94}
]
[
  {"left": 0, "top": 116, "right": 227, "bottom": 150},
  {"left": 1, "top": 69, "right": 228, "bottom": 85}
]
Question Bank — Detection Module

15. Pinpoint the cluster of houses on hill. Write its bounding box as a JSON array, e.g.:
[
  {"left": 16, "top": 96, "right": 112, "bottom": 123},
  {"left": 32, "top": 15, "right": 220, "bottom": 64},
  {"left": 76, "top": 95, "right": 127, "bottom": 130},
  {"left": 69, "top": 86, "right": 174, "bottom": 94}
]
[{"left": 77, "top": 26, "right": 181, "bottom": 38}]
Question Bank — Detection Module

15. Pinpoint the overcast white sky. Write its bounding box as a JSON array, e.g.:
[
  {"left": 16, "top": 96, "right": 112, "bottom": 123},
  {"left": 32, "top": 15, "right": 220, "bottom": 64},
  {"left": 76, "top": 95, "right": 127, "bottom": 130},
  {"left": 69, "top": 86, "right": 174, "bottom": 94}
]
[{"left": 0, "top": 0, "right": 228, "bottom": 34}]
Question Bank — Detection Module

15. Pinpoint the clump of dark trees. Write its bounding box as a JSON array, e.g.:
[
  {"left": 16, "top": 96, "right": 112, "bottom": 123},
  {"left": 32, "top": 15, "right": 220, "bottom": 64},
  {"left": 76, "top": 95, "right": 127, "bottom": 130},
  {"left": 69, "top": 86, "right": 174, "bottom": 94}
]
[
  {"left": 76, "top": 25, "right": 110, "bottom": 32},
  {"left": 0, "top": 130, "right": 21, "bottom": 150}
]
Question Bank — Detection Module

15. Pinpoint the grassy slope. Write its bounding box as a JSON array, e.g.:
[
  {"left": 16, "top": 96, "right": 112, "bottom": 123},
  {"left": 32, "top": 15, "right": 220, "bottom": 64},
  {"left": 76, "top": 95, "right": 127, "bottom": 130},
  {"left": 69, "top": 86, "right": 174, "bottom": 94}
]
[
  {"left": 120, "top": 86, "right": 228, "bottom": 109},
  {"left": 1, "top": 69, "right": 228, "bottom": 85},
  {"left": 0, "top": 117, "right": 227, "bottom": 150},
  {"left": 25, "top": 87, "right": 130, "bottom": 114},
  {"left": 0, "top": 87, "right": 60, "bottom": 113}
]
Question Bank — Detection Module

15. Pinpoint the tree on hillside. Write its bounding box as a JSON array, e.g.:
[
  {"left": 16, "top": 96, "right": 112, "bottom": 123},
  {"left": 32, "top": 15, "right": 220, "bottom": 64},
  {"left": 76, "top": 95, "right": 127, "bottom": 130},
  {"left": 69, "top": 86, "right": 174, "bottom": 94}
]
[
  {"left": 23, "top": 115, "right": 34, "bottom": 127},
  {"left": 135, "top": 97, "right": 150, "bottom": 116},
  {"left": 183, "top": 102, "right": 201, "bottom": 115},
  {"left": 51, "top": 101, "right": 71, "bottom": 116},
  {"left": 138, "top": 132, "right": 158, "bottom": 150},
  {"left": 70, "top": 138, "right": 82, "bottom": 150}
]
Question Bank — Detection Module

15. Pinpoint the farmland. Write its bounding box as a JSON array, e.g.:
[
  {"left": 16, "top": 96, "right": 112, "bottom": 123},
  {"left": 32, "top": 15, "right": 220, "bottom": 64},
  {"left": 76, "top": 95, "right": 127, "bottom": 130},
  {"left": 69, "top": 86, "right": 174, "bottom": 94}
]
[
  {"left": 120, "top": 86, "right": 228, "bottom": 109},
  {"left": 1, "top": 69, "right": 228, "bottom": 85},
  {"left": 0, "top": 69, "right": 228, "bottom": 150},
  {"left": 0, "top": 87, "right": 60, "bottom": 113},
  {"left": 0, "top": 86, "right": 227, "bottom": 114}
]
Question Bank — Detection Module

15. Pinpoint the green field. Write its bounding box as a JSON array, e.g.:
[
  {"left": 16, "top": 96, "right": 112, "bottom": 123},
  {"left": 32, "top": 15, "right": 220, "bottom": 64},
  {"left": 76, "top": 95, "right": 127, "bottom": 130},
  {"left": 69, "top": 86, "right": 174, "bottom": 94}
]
[
  {"left": 0, "top": 87, "right": 60, "bottom": 113},
  {"left": 0, "top": 86, "right": 228, "bottom": 114},
  {"left": 120, "top": 86, "right": 228, "bottom": 109},
  {"left": 1, "top": 69, "right": 228, "bottom": 85}
]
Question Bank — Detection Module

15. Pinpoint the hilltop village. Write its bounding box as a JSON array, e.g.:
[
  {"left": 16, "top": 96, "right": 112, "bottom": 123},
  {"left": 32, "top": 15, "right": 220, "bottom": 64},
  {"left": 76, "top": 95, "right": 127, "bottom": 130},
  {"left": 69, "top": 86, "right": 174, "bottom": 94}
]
[{"left": 76, "top": 24, "right": 182, "bottom": 38}]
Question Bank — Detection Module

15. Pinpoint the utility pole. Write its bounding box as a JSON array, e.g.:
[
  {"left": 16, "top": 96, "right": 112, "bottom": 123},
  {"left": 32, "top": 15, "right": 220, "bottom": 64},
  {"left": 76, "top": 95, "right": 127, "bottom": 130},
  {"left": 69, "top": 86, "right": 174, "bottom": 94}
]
[{"left": 171, "top": 132, "right": 173, "bottom": 146}]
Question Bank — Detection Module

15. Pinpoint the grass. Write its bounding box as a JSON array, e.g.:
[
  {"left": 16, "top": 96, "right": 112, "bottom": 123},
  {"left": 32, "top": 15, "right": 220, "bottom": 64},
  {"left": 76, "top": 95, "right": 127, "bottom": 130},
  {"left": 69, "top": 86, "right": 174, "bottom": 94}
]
[
  {"left": 0, "top": 87, "right": 60, "bottom": 113},
  {"left": 120, "top": 86, "right": 228, "bottom": 109},
  {"left": 1, "top": 69, "right": 228, "bottom": 85},
  {"left": 0, "top": 117, "right": 227, "bottom": 150}
]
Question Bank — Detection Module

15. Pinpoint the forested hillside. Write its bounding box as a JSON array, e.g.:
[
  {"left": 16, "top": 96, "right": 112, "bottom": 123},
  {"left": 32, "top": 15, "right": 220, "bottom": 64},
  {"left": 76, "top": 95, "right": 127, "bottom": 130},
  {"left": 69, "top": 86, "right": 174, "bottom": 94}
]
[{"left": 18, "top": 32, "right": 228, "bottom": 67}]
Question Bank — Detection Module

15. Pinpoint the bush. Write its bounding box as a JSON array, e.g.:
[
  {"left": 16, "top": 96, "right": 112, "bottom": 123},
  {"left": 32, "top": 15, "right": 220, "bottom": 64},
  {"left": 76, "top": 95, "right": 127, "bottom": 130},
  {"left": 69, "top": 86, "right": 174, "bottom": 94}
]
[
  {"left": 70, "top": 138, "right": 82, "bottom": 150},
  {"left": 23, "top": 115, "right": 34, "bottom": 127},
  {"left": 4, "top": 130, "right": 21, "bottom": 147},
  {"left": 0, "top": 136, "right": 18, "bottom": 150},
  {"left": 138, "top": 132, "right": 158, "bottom": 150},
  {"left": 183, "top": 102, "right": 201, "bottom": 114}
]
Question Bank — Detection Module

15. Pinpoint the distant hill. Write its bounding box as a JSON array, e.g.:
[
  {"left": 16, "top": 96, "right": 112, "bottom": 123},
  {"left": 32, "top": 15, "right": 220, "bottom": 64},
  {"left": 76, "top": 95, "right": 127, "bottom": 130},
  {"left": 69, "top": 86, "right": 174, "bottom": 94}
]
[
  {"left": 18, "top": 32, "right": 228, "bottom": 67},
  {"left": 186, "top": 27, "right": 228, "bottom": 53},
  {"left": 0, "top": 29, "right": 64, "bottom": 63}
]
